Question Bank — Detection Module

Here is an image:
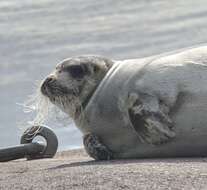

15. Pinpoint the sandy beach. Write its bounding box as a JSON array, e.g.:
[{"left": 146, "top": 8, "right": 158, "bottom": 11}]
[{"left": 1, "top": 149, "right": 207, "bottom": 190}]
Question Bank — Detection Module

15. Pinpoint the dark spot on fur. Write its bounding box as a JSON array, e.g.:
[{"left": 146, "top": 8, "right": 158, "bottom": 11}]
[
  {"left": 93, "top": 65, "right": 99, "bottom": 72},
  {"left": 66, "top": 65, "right": 86, "bottom": 78},
  {"left": 169, "top": 91, "right": 188, "bottom": 116},
  {"left": 128, "top": 108, "right": 149, "bottom": 137},
  {"left": 128, "top": 95, "right": 175, "bottom": 144}
]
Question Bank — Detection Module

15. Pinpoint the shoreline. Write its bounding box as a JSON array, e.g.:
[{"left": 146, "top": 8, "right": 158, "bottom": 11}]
[{"left": 1, "top": 149, "right": 207, "bottom": 189}]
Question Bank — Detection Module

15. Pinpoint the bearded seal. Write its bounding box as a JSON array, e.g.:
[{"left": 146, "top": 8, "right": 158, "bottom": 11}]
[{"left": 40, "top": 46, "right": 207, "bottom": 160}]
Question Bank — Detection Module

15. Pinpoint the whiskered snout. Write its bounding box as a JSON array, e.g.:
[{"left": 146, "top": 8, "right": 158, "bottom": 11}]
[
  {"left": 41, "top": 76, "right": 56, "bottom": 96},
  {"left": 41, "top": 76, "right": 76, "bottom": 98}
]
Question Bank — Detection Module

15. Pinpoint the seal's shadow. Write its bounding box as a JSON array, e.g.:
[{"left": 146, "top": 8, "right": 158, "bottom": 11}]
[
  {"left": 48, "top": 160, "right": 128, "bottom": 170},
  {"left": 48, "top": 157, "right": 207, "bottom": 170}
]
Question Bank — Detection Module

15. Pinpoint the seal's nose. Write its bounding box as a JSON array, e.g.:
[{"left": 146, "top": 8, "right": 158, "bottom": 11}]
[{"left": 41, "top": 77, "right": 55, "bottom": 96}]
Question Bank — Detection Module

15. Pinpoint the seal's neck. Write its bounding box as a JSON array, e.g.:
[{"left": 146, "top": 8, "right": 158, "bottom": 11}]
[{"left": 81, "top": 85, "right": 97, "bottom": 109}]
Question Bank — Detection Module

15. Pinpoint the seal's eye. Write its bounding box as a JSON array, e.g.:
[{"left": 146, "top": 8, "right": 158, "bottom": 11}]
[{"left": 67, "top": 65, "right": 85, "bottom": 78}]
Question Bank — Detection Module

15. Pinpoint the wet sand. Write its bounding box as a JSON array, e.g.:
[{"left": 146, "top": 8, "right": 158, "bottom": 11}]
[{"left": 1, "top": 149, "right": 207, "bottom": 190}]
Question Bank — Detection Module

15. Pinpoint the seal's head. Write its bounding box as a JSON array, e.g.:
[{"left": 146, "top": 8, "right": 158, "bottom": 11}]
[{"left": 40, "top": 55, "right": 113, "bottom": 119}]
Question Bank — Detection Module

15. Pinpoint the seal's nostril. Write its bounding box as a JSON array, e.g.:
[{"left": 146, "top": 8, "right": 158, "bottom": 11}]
[
  {"left": 41, "top": 81, "right": 47, "bottom": 95},
  {"left": 41, "top": 77, "right": 55, "bottom": 95},
  {"left": 45, "top": 77, "right": 54, "bottom": 84}
]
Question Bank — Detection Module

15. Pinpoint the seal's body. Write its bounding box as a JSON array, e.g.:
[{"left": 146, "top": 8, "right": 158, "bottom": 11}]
[
  {"left": 41, "top": 46, "right": 207, "bottom": 159},
  {"left": 78, "top": 46, "right": 207, "bottom": 158}
]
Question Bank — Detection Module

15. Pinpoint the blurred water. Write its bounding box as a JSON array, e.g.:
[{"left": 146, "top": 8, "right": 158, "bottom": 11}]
[{"left": 1, "top": 0, "right": 207, "bottom": 150}]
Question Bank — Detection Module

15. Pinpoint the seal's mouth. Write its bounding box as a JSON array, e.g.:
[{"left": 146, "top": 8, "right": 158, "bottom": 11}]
[
  {"left": 41, "top": 77, "right": 75, "bottom": 99},
  {"left": 40, "top": 76, "right": 83, "bottom": 118}
]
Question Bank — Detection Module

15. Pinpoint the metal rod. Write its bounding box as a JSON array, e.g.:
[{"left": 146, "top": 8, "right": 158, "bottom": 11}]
[{"left": 0, "top": 142, "right": 45, "bottom": 162}]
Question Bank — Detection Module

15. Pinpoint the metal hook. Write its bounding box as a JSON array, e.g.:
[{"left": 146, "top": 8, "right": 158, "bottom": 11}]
[{"left": 0, "top": 125, "right": 58, "bottom": 162}]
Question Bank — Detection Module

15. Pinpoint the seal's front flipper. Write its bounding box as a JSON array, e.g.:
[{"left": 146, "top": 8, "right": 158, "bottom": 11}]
[
  {"left": 128, "top": 93, "right": 175, "bottom": 145},
  {"left": 83, "top": 133, "right": 113, "bottom": 160}
]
